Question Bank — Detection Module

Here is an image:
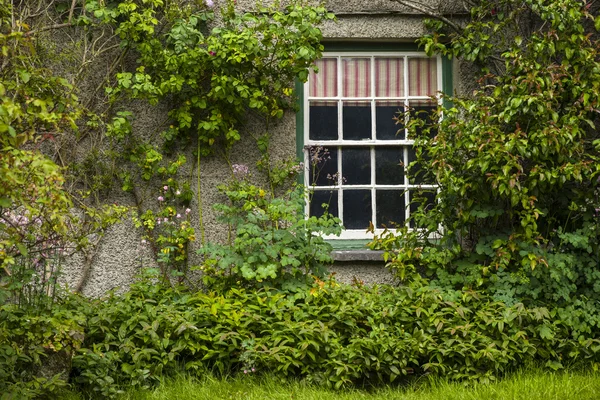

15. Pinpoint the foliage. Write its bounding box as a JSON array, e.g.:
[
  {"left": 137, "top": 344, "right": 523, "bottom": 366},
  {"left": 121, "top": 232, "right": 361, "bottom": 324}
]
[
  {"left": 133, "top": 183, "right": 196, "bottom": 280},
  {"left": 372, "top": 0, "right": 600, "bottom": 309},
  {"left": 198, "top": 162, "right": 341, "bottom": 290},
  {"left": 0, "top": 294, "right": 87, "bottom": 399},
  {"left": 67, "top": 276, "right": 600, "bottom": 397},
  {"left": 92, "top": 0, "right": 334, "bottom": 154}
]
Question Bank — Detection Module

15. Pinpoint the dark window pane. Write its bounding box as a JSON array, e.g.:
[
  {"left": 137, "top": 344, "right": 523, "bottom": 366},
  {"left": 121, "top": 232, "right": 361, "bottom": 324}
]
[
  {"left": 408, "top": 101, "right": 437, "bottom": 139},
  {"left": 376, "top": 147, "right": 404, "bottom": 185},
  {"left": 376, "top": 190, "right": 405, "bottom": 228},
  {"left": 409, "top": 189, "right": 436, "bottom": 228},
  {"left": 376, "top": 101, "right": 404, "bottom": 140},
  {"left": 342, "top": 102, "right": 371, "bottom": 140},
  {"left": 343, "top": 190, "right": 372, "bottom": 229},
  {"left": 309, "top": 147, "right": 338, "bottom": 186},
  {"left": 309, "top": 102, "right": 338, "bottom": 140},
  {"left": 310, "top": 190, "right": 338, "bottom": 218},
  {"left": 407, "top": 146, "right": 433, "bottom": 185},
  {"left": 342, "top": 148, "right": 370, "bottom": 185}
]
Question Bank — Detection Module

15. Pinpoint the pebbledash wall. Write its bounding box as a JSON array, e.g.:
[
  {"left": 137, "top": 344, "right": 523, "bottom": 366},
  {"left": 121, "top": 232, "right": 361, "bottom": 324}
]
[{"left": 61, "top": 0, "right": 471, "bottom": 297}]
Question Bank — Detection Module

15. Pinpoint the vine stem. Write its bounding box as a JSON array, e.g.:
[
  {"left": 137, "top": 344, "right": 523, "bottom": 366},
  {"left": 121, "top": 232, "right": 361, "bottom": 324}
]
[{"left": 197, "top": 140, "right": 205, "bottom": 245}]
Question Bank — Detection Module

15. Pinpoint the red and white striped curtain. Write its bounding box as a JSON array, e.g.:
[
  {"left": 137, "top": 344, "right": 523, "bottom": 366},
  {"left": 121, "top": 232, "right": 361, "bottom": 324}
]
[
  {"left": 309, "top": 56, "right": 437, "bottom": 99},
  {"left": 408, "top": 58, "right": 437, "bottom": 97},
  {"left": 376, "top": 58, "right": 404, "bottom": 97},
  {"left": 310, "top": 58, "right": 337, "bottom": 97}
]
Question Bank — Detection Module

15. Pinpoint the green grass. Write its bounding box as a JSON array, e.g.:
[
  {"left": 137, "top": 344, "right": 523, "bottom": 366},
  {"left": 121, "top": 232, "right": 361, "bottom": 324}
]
[{"left": 65, "top": 368, "right": 600, "bottom": 400}]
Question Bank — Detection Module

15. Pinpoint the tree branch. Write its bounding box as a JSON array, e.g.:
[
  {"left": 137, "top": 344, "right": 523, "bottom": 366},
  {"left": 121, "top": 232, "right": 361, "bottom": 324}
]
[
  {"left": 389, "top": 0, "right": 464, "bottom": 34},
  {"left": 24, "top": 22, "right": 71, "bottom": 37}
]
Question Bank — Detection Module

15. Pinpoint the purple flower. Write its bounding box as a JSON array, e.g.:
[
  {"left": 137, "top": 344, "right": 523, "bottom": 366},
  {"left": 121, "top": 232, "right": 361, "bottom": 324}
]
[
  {"left": 209, "top": 50, "right": 216, "bottom": 56},
  {"left": 232, "top": 163, "right": 249, "bottom": 178},
  {"left": 206, "top": 0, "right": 214, "bottom": 7},
  {"left": 158, "top": 196, "right": 164, "bottom": 202}
]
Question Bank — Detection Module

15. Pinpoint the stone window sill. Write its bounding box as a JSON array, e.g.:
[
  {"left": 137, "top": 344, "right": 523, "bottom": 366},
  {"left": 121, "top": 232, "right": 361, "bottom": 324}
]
[{"left": 331, "top": 250, "right": 385, "bottom": 262}]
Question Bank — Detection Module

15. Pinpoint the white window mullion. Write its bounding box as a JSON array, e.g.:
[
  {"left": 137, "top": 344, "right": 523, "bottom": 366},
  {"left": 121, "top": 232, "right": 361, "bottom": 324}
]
[
  {"left": 338, "top": 146, "right": 343, "bottom": 224},
  {"left": 370, "top": 146, "right": 376, "bottom": 228},
  {"left": 337, "top": 56, "right": 343, "bottom": 141}
]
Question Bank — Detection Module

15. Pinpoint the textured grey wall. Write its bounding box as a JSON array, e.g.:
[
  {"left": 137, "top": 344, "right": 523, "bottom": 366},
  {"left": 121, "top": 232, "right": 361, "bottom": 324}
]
[{"left": 61, "top": 0, "right": 469, "bottom": 295}]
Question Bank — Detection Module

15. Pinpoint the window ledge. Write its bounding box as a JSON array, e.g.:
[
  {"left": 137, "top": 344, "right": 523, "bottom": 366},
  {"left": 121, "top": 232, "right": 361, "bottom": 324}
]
[{"left": 331, "top": 250, "right": 385, "bottom": 262}]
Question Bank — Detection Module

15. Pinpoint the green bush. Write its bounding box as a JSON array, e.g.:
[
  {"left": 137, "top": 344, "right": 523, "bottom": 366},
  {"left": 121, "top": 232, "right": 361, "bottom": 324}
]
[
  {"left": 0, "top": 296, "right": 86, "bottom": 399},
  {"left": 68, "top": 275, "right": 600, "bottom": 397}
]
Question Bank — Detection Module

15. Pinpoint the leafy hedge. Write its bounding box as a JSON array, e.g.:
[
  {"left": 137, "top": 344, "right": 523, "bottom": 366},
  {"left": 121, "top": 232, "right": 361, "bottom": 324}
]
[
  {"left": 4, "top": 277, "right": 600, "bottom": 398},
  {"left": 65, "top": 278, "right": 600, "bottom": 397}
]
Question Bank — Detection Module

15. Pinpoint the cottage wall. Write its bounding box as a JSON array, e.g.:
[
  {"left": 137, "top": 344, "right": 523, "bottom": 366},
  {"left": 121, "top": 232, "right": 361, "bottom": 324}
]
[{"left": 61, "top": 0, "right": 471, "bottom": 296}]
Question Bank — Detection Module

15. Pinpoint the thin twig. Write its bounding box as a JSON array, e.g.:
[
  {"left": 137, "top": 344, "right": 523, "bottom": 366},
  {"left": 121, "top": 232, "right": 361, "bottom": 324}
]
[{"left": 389, "top": 0, "right": 464, "bottom": 33}]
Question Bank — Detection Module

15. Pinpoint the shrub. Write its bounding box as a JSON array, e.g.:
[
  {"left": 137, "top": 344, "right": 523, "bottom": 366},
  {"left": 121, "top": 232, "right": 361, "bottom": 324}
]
[
  {"left": 70, "top": 275, "right": 600, "bottom": 397},
  {"left": 0, "top": 295, "right": 86, "bottom": 399}
]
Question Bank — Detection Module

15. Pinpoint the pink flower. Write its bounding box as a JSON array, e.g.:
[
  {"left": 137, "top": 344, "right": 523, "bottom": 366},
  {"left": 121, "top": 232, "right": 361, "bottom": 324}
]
[
  {"left": 185, "top": 208, "right": 191, "bottom": 214},
  {"left": 176, "top": 214, "right": 181, "bottom": 218},
  {"left": 209, "top": 50, "right": 216, "bottom": 56},
  {"left": 206, "top": 0, "right": 214, "bottom": 7},
  {"left": 243, "top": 370, "right": 248, "bottom": 374},
  {"left": 176, "top": 190, "right": 181, "bottom": 195},
  {"left": 158, "top": 196, "right": 164, "bottom": 202},
  {"left": 141, "top": 239, "right": 147, "bottom": 244},
  {"left": 163, "top": 185, "right": 168, "bottom": 191}
]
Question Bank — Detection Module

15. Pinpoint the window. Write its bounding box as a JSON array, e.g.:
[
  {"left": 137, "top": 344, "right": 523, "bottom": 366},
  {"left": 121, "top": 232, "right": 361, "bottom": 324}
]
[{"left": 303, "top": 51, "right": 443, "bottom": 240}]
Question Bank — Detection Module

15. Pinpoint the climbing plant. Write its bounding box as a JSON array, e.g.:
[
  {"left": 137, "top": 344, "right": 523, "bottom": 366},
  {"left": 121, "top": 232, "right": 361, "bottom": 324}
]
[{"left": 373, "top": 0, "right": 600, "bottom": 308}]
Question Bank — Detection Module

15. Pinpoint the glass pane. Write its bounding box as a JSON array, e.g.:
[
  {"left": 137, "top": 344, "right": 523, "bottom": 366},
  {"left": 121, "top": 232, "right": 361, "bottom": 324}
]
[
  {"left": 308, "top": 146, "right": 338, "bottom": 186},
  {"left": 310, "top": 190, "right": 338, "bottom": 218},
  {"left": 342, "top": 148, "right": 371, "bottom": 185},
  {"left": 409, "top": 189, "right": 436, "bottom": 228},
  {"left": 407, "top": 100, "right": 437, "bottom": 139},
  {"left": 309, "top": 101, "right": 338, "bottom": 140},
  {"left": 343, "top": 189, "right": 372, "bottom": 229},
  {"left": 376, "top": 101, "right": 404, "bottom": 140},
  {"left": 407, "top": 147, "right": 432, "bottom": 185},
  {"left": 408, "top": 58, "right": 438, "bottom": 97},
  {"left": 342, "top": 58, "right": 371, "bottom": 98},
  {"left": 376, "top": 190, "right": 405, "bottom": 228},
  {"left": 376, "top": 147, "right": 404, "bottom": 185},
  {"left": 375, "top": 58, "right": 404, "bottom": 97},
  {"left": 342, "top": 101, "right": 371, "bottom": 140},
  {"left": 309, "top": 58, "right": 338, "bottom": 97}
]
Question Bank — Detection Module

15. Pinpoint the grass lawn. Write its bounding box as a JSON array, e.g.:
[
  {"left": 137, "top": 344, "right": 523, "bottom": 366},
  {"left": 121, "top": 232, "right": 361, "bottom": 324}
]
[{"left": 66, "top": 368, "right": 600, "bottom": 400}]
